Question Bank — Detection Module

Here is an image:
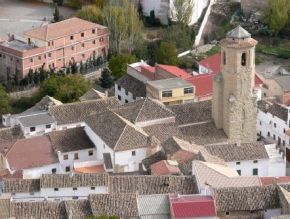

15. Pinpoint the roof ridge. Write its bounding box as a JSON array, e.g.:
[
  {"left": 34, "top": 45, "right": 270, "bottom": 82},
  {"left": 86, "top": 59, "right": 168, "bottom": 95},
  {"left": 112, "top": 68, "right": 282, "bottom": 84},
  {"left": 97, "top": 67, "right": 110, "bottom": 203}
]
[
  {"left": 114, "top": 125, "right": 130, "bottom": 151},
  {"left": 134, "top": 98, "right": 147, "bottom": 123}
]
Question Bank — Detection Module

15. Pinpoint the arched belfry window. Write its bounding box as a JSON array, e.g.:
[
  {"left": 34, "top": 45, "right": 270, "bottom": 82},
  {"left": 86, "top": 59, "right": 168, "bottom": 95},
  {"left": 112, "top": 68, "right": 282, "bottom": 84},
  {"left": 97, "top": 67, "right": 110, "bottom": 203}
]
[
  {"left": 241, "top": 53, "right": 247, "bottom": 66},
  {"left": 223, "top": 51, "right": 226, "bottom": 65}
]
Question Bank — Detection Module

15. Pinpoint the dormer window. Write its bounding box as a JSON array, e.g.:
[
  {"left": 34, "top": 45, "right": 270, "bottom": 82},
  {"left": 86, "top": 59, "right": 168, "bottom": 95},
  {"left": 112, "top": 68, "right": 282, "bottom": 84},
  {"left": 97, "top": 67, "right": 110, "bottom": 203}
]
[{"left": 241, "top": 53, "right": 246, "bottom": 66}]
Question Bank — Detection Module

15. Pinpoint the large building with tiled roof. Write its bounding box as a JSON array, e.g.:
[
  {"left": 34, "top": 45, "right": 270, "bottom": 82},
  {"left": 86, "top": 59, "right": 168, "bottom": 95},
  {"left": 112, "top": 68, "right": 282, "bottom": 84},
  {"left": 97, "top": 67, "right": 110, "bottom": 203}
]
[{"left": 0, "top": 17, "right": 109, "bottom": 79}]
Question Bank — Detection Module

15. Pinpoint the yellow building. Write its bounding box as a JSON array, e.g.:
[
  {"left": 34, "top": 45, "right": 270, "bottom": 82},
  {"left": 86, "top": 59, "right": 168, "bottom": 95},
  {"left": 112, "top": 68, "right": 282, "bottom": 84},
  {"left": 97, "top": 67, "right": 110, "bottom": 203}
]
[{"left": 146, "top": 78, "right": 195, "bottom": 105}]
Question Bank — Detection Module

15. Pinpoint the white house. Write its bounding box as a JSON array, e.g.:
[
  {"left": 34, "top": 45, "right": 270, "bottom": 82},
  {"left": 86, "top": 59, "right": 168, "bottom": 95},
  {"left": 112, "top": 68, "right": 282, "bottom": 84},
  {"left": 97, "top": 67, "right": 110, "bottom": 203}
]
[
  {"left": 140, "top": 0, "right": 210, "bottom": 25},
  {"left": 84, "top": 109, "right": 159, "bottom": 173},
  {"left": 257, "top": 100, "right": 290, "bottom": 161}
]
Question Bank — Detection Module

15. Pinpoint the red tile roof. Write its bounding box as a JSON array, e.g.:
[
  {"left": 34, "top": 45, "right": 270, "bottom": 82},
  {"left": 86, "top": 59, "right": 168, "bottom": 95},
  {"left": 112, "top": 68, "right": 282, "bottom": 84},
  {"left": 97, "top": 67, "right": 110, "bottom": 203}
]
[
  {"left": 5, "top": 136, "right": 57, "bottom": 172},
  {"left": 260, "top": 176, "right": 290, "bottom": 186},
  {"left": 186, "top": 74, "right": 214, "bottom": 98},
  {"left": 150, "top": 160, "right": 181, "bottom": 176},
  {"left": 74, "top": 164, "right": 105, "bottom": 174},
  {"left": 199, "top": 53, "right": 221, "bottom": 75},
  {"left": 170, "top": 195, "right": 216, "bottom": 218},
  {"left": 157, "top": 64, "right": 191, "bottom": 80}
]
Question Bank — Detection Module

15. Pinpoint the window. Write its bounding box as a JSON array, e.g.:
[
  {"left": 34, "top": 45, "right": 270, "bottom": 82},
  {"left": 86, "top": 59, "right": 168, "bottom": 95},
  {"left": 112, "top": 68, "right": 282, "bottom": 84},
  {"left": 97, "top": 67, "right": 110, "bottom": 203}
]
[
  {"left": 226, "top": 212, "right": 230, "bottom": 215},
  {"left": 48, "top": 53, "right": 51, "bottom": 58},
  {"left": 30, "top": 127, "right": 36, "bottom": 132},
  {"left": 118, "top": 95, "right": 121, "bottom": 101},
  {"left": 162, "top": 90, "right": 172, "bottom": 98},
  {"left": 74, "top": 153, "right": 79, "bottom": 160},
  {"left": 273, "top": 134, "right": 276, "bottom": 140},
  {"left": 92, "top": 29, "right": 95, "bottom": 34},
  {"left": 253, "top": 168, "right": 258, "bottom": 175},
  {"left": 132, "top": 151, "right": 136, "bottom": 156},
  {"left": 48, "top": 42, "right": 50, "bottom": 46},
  {"left": 223, "top": 51, "right": 226, "bottom": 65},
  {"left": 46, "top": 124, "right": 51, "bottom": 129},
  {"left": 70, "top": 35, "right": 74, "bottom": 40},
  {"left": 241, "top": 53, "right": 247, "bottom": 66},
  {"left": 30, "top": 58, "right": 33, "bottom": 63},
  {"left": 38, "top": 56, "right": 41, "bottom": 60},
  {"left": 274, "top": 123, "right": 277, "bottom": 128},
  {"left": 0, "top": 54, "right": 2, "bottom": 58},
  {"left": 72, "top": 196, "right": 79, "bottom": 200},
  {"left": 81, "top": 32, "right": 84, "bottom": 37},
  {"left": 82, "top": 54, "right": 85, "bottom": 58},
  {"left": 52, "top": 168, "right": 56, "bottom": 174},
  {"left": 73, "top": 187, "right": 77, "bottom": 191},
  {"left": 82, "top": 43, "right": 85, "bottom": 48},
  {"left": 71, "top": 46, "right": 74, "bottom": 50},
  {"left": 93, "top": 40, "right": 96, "bottom": 44},
  {"left": 91, "top": 187, "right": 95, "bottom": 190},
  {"left": 63, "top": 154, "right": 68, "bottom": 160},
  {"left": 125, "top": 100, "right": 128, "bottom": 103},
  {"left": 253, "top": 160, "right": 258, "bottom": 163},
  {"left": 236, "top": 162, "right": 240, "bottom": 165},
  {"left": 259, "top": 121, "right": 262, "bottom": 125},
  {"left": 283, "top": 140, "right": 285, "bottom": 146},
  {"left": 125, "top": 90, "right": 129, "bottom": 95},
  {"left": 237, "top": 170, "right": 241, "bottom": 175},
  {"left": 118, "top": 85, "right": 121, "bottom": 90},
  {"left": 284, "top": 129, "right": 286, "bottom": 133},
  {"left": 267, "top": 132, "right": 270, "bottom": 137},
  {"left": 88, "top": 150, "right": 94, "bottom": 156},
  {"left": 65, "top": 166, "right": 70, "bottom": 172},
  {"left": 54, "top": 188, "right": 59, "bottom": 191},
  {"left": 184, "top": 87, "right": 193, "bottom": 94}
]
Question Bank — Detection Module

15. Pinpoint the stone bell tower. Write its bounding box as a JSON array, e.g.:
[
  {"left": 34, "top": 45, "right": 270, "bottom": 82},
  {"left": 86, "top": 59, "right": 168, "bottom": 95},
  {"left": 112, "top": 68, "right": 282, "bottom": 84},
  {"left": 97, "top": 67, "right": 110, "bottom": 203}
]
[{"left": 212, "top": 26, "right": 258, "bottom": 143}]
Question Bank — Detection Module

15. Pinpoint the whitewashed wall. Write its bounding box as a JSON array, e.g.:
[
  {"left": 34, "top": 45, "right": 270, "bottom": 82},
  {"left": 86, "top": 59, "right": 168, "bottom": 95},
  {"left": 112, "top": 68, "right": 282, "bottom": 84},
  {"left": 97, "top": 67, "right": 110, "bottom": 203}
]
[
  {"left": 23, "top": 163, "right": 61, "bottom": 179},
  {"left": 226, "top": 159, "right": 269, "bottom": 177},
  {"left": 115, "top": 84, "right": 135, "bottom": 104},
  {"left": 115, "top": 148, "right": 147, "bottom": 172}
]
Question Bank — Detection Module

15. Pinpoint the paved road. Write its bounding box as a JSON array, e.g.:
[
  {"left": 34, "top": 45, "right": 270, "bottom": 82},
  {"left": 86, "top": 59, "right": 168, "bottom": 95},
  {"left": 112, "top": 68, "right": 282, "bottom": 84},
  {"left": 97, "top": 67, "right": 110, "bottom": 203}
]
[{"left": 0, "top": 0, "right": 76, "bottom": 40}]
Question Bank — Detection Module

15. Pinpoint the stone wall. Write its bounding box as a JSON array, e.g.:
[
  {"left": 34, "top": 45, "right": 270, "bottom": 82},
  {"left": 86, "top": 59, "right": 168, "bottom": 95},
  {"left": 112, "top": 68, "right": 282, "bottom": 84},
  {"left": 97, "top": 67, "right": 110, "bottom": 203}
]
[{"left": 241, "top": 0, "right": 268, "bottom": 15}]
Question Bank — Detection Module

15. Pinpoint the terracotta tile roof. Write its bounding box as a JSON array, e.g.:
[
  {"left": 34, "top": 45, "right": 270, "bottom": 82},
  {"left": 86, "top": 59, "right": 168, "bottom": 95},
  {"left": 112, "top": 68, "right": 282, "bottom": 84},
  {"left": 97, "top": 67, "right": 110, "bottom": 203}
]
[
  {"left": 64, "top": 200, "right": 93, "bottom": 218},
  {"left": 89, "top": 193, "right": 139, "bottom": 218},
  {"left": 48, "top": 127, "right": 95, "bottom": 153},
  {"left": 109, "top": 175, "right": 197, "bottom": 195},
  {"left": 186, "top": 74, "right": 215, "bottom": 98},
  {"left": 156, "top": 64, "right": 191, "bottom": 80},
  {"left": 85, "top": 109, "right": 152, "bottom": 152},
  {"left": 192, "top": 161, "right": 261, "bottom": 189},
  {"left": 10, "top": 201, "right": 66, "bottom": 219},
  {"left": 258, "top": 100, "right": 288, "bottom": 122},
  {"left": 49, "top": 97, "right": 119, "bottom": 125},
  {"left": 142, "top": 150, "right": 167, "bottom": 170},
  {"left": 199, "top": 53, "right": 221, "bottom": 74},
  {"left": 0, "top": 126, "right": 23, "bottom": 144},
  {"left": 4, "top": 136, "right": 58, "bottom": 172},
  {"left": 25, "top": 17, "right": 108, "bottom": 41},
  {"left": 151, "top": 160, "right": 181, "bottom": 176},
  {"left": 180, "top": 122, "right": 228, "bottom": 145},
  {"left": 3, "top": 178, "right": 40, "bottom": 193},
  {"left": 79, "top": 88, "right": 106, "bottom": 101},
  {"left": 74, "top": 164, "right": 105, "bottom": 174},
  {"left": 41, "top": 173, "right": 108, "bottom": 188},
  {"left": 170, "top": 195, "right": 216, "bottom": 218},
  {"left": 0, "top": 199, "right": 10, "bottom": 219},
  {"left": 205, "top": 142, "right": 269, "bottom": 162},
  {"left": 115, "top": 74, "right": 147, "bottom": 97},
  {"left": 143, "top": 122, "right": 184, "bottom": 143},
  {"left": 260, "top": 176, "right": 290, "bottom": 186},
  {"left": 111, "top": 98, "right": 175, "bottom": 125}
]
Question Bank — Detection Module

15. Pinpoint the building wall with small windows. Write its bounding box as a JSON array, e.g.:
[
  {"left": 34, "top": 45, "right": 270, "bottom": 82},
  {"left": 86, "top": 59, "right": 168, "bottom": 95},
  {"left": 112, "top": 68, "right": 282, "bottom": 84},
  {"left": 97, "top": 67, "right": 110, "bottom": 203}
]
[
  {"left": 115, "top": 84, "right": 135, "bottom": 104},
  {"left": 22, "top": 163, "right": 62, "bottom": 179},
  {"left": 226, "top": 159, "right": 269, "bottom": 177},
  {"left": 57, "top": 148, "right": 97, "bottom": 174},
  {"left": 20, "top": 122, "right": 56, "bottom": 138}
]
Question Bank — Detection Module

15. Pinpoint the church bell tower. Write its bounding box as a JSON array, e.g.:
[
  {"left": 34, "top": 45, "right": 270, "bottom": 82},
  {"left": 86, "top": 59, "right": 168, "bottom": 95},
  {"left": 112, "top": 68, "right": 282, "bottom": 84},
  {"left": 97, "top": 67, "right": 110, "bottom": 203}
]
[{"left": 212, "top": 26, "right": 258, "bottom": 143}]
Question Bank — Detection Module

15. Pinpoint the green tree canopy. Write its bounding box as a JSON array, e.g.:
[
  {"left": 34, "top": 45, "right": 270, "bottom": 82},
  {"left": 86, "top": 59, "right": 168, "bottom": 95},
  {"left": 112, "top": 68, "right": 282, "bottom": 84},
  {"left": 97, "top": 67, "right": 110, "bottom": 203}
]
[
  {"left": 99, "top": 68, "right": 114, "bottom": 88},
  {"left": 154, "top": 42, "right": 178, "bottom": 65},
  {"left": 39, "top": 74, "right": 92, "bottom": 103},
  {"left": 53, "top": 4, "right": 61, "bottom": 23},
  {"left": 109, "top": 54, "right": 137, "bottom": 78},
  {"left": 0, "top": 85, "right": 10, "bottom": 115},
  {"left": 171, "top": 0, "right": 194, "bottom": 25},
  {"left": 77, "top": 5, "right": 104, "bottom": 24},
  {"left": 263, "top": 0, "right": 290, "bottom": 35}
]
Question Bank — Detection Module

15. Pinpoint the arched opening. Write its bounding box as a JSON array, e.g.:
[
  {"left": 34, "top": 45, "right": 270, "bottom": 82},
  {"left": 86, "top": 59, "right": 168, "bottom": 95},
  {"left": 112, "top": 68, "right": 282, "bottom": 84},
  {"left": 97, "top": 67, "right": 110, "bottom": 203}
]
[
  {"left": 223, "top": 51, "right": 226, "bottom": 65},
  {"left": 241, "top": 53, "right": 247, "bottom": 66}
]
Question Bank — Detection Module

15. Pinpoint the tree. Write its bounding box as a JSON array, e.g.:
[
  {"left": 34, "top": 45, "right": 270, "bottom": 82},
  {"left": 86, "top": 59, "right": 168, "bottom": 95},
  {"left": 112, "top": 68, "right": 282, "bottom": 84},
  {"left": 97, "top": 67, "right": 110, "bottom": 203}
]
[
  {"left": 77, "top": 5, "right": 104, "bottom": 24},
  {"left": 154, "top": 42, "right": 178, "bottom": 65},
  {"left": 171, "top": 0, "right": 194, "bottom": 25},
  {"left": 99, "top": 68, "right": 114, "bottom": 88},
  {"left": 53, "top": 4, "right": 61, "bottom": 23},
  {"left": 263, "top": 0, "right": 290, "bottom": 35},
  {"left": 39, "top": 74, "right": 92, "bottom": 103},
  {"left": 108, "top": 54, "right": 137, "bottom": 78},
  {"left": 0, "top": 85, "right": 10, "bottom": 115},
  {"left": 53, "top": 0, "right": 64, "bottom": 6}
]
